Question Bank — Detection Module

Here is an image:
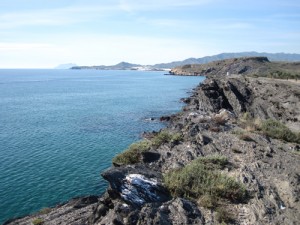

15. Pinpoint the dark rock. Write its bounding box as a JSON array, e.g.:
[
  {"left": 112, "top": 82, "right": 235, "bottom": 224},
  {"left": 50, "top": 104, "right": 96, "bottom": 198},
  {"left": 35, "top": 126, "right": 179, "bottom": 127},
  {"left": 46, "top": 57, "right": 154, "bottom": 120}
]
[
  {"left": 142, "top": 151, "right": 161, "bottom": 163},
  {"left": 160, "top": 116, "right": 171, "bottom": 121},
  {"left": 102, "top": 165, "right": 170, "bottom": 206},
  {"left": 72, "top": 196, "right": 99, "bottom": 209}
]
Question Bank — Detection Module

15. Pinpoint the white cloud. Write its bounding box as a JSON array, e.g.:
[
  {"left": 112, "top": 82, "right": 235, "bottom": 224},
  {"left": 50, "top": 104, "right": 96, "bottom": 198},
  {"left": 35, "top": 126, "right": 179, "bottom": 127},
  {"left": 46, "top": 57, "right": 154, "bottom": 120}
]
[
  {"left": 118, "top": 0, "right": 215, "bottom": 12},
  {"left": 218, "top": 22, "right": 254, "bottom": 30},
  {"left": 0, "top": 3, "right": 118, "bottom": 29}
]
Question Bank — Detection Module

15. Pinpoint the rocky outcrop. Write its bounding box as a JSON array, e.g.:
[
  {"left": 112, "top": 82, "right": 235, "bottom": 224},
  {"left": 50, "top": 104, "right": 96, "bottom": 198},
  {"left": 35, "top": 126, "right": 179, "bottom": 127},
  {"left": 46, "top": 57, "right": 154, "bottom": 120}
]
[
  {"left": 169, "top": 57, "right": 300, "bottom": 78},
  {"left": 4, "top": 196, "right": 98, "bottom": 225},
  {"left": 88, "top": 76, "right": 300, "bottom": 225},
  {"left": 170, "top": 57, "right": 271, "bottom": 76},
  {"left": 187, "top": 76, "right": 300, "bottom": 131},
  {"left": 90, "top": 77, "right": 300, "bottom": 224},
  {"left": 6, "top": 76, "right": 300, "bottom": 225}
]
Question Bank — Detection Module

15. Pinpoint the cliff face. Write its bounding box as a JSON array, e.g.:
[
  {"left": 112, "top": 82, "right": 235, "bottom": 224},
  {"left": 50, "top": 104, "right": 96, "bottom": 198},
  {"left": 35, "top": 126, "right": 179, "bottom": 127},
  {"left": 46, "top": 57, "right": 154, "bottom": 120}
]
[
  {"left": 89, "top": 76, "right": 300, "bottom": 225},
  {"left": 6, "top": 76, "right": 300, "bottom": 225}
]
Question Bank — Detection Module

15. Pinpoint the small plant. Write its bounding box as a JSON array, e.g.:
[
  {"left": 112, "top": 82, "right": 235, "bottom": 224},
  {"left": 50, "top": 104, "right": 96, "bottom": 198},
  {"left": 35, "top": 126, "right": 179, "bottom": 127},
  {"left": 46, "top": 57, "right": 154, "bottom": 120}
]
[
  {"left": 216, "top": 207, "right": 235, "bottom": 224},
  {"left": 261, "top": 119, "right": 300, "bottom": 143},
  {"left": 164, "top": 155, "right": 247, "bottom": 207},
  {"left": 198, "top": 194, "right": 218, "bottom": 209},
  {"left": 112, "top": 140, "right": 151, "bottom": 165},
  {"left": 196, "top": 155, "right": 229, "bottom": 170},
  {"left": 151, "top": 131, "right": 183, "bottom": 148},
  {"left": 32, "top": 218, "right": 44, "bottom": 225}
]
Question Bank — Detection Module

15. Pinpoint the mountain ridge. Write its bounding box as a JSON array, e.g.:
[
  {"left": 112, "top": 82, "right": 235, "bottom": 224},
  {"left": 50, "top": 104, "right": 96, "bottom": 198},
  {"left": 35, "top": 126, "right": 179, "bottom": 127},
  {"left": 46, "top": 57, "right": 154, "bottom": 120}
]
[{"left": 70, "top": 52, "right": 300, "bottom": 70}]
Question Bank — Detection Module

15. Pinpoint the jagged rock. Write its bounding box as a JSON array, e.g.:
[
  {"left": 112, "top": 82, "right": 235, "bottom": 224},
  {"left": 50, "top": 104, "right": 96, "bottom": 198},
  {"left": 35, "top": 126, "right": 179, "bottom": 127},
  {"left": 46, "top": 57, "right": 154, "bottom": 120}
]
[{"left": 101, "top": 165, "right": 170, "bottom": 206}]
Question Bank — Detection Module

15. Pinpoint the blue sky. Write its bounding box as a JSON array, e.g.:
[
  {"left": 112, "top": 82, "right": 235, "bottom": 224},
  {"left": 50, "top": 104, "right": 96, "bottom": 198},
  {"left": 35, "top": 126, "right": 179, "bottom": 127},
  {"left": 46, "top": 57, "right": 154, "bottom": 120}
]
[{"left": 0, "top": 0, "right": 300, "bottom": 68}]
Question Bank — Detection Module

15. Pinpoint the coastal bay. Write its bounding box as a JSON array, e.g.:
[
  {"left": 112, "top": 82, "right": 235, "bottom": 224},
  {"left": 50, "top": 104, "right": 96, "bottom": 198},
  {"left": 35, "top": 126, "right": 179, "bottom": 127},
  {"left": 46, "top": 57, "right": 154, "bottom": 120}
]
[{"left": 0, "top": 70, "right": 204, "bottom": 224}]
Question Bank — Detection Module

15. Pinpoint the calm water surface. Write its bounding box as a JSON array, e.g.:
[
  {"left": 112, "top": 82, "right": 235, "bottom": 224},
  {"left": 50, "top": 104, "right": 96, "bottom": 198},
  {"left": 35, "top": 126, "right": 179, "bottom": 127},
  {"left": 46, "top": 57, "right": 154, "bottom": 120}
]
[{"left": 0, "top": 69, "right": 204, "bottom": 223}]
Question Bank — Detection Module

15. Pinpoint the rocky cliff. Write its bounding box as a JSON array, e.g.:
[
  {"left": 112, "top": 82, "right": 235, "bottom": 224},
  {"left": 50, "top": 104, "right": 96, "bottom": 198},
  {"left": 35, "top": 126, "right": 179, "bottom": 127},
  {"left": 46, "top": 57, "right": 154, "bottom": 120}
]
[
  {"left": 6, "top": 76, "right": 300, "bottom": 225},
  {"left": 170, "top": 57, "right": 300, "bottom": 78}
]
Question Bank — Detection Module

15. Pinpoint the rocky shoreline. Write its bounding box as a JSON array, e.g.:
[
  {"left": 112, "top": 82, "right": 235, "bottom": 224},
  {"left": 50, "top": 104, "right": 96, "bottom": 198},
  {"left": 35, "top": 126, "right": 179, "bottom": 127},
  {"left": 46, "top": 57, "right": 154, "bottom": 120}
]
[{"left": 5, "top": 75, "right": 300, "bottom": 225}]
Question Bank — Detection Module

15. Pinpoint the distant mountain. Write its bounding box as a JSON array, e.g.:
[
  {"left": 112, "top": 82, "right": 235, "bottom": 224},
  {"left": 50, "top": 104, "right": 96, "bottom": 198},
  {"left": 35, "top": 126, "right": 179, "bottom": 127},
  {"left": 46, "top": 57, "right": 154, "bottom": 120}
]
[
  {"left": 71, "top": 62, "right": 142, "bottom": 70},
  {"left": 71, "top": 52, "right": 300, "bottom": 70},
  {"left": 55, "top": 63, "right": 77, "bottom": 69},
  {"left": 152, "top": 52, "right": 300, "bottom": 69}
]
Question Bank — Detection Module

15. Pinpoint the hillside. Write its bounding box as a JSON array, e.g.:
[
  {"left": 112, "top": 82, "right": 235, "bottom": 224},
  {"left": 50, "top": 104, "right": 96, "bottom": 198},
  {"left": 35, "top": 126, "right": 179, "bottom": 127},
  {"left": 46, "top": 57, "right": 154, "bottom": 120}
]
[
  {"left": 170, "top": 57, "right": 300, "bottom": 78},
  {"left": 153, "top": 52, "right": 300, "bottom": 69},
  {"left": 71, "top": 62, "right": 142, "bottom": 70}
]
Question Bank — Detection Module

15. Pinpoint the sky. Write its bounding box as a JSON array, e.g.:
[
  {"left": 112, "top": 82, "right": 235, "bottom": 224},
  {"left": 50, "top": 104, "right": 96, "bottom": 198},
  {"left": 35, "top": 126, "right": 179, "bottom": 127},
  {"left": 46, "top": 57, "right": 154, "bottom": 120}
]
[{"left": 0, "top": 0, "right": 300, "bottom": 68}]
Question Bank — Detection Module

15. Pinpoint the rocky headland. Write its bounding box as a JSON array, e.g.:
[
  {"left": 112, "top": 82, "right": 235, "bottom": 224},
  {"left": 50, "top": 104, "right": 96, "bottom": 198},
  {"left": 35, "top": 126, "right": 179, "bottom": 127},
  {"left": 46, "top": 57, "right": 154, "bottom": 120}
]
[
  {"left": 5, "top": 58, "right": 300, "bottom": 225},
  {"left": 170, "top": 57, "right": 300, "bottom": 79}
]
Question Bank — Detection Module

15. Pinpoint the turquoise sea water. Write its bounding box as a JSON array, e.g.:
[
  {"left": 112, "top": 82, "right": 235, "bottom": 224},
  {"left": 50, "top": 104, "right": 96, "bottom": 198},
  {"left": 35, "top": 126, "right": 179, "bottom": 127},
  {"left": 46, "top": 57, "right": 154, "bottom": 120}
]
[{"left": 0, "top": 69, "right": 204, "bottom": 223}]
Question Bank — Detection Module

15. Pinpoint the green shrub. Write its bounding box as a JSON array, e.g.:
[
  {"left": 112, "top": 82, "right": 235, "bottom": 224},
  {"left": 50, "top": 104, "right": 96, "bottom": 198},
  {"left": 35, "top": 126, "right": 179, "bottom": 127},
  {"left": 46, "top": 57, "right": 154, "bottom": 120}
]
[
  {"left": 32, "top": 218, "right": 44, "bottom": 225},
  {"left": 151, "top": 131, "right": 183, "bottom": 148},
  {"left": 196, "top": 155, "right": 228, "bottom": 170},
  {"left": 112, "top": 140, "right": 151, "bottom": 165},
  {"left": 164, "top": 155, "right": 247, "bottom": 206},
  {"left": 261, "top": 119, "right": 300, "bottom": 143}
]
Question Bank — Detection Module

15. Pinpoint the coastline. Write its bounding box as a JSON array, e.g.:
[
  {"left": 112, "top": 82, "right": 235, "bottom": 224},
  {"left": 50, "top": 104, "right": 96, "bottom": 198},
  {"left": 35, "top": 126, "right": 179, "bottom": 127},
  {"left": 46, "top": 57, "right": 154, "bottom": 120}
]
[{"left": 5, "top": 75, "right": 300, "bottom": 225}]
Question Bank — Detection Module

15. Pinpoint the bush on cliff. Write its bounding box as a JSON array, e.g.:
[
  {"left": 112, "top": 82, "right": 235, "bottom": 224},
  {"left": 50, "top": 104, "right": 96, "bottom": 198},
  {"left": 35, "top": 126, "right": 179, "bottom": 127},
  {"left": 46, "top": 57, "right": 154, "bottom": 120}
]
[
  {"left": 151, "top": 131, "right": 183, "bottom": 148},
  {"left": 112, "top": 140, "right": 151, "bottom": 165},
  {"left": 164, "top": 155, "right": 247, "bottom": 207},
  {"left": 32, "top": 218, "right": 44, "bottom": 225},
  {"left": 261, "top": 119, "right": 300, "bottom": 143},
  {"left": 238, "top": 114, "right": 300, "bottom": 144}
]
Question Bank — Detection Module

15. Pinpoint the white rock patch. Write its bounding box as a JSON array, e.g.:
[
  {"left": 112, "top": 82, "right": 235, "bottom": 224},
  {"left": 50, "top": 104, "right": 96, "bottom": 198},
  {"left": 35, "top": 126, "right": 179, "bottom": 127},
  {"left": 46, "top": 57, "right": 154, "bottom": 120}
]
[{"left": 121, "top": 174, "right": 160, "bottom": 205}]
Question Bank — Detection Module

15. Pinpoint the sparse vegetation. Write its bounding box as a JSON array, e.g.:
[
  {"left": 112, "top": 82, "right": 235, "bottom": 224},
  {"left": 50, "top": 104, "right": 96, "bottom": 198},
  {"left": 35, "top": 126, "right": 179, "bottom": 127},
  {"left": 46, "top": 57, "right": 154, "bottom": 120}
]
[
  {"left": 216, "top": 207, "right": 235, "bottom": 224},
  {"left": 236, "top": 113, "right": 300, "bottom": 143},
  {"left": 164, "top": 155, "right": 247, "bottom": 207},
  {"left": 261, "top": 119, "right": 300, "bottom": 143},
  {"left": 112, "top": 131, "right": 183, "bottom": 165},
  {"left": 267, "top": 70, "right": 300, "bottom": 80},
  {"left": 151, "top": 131, "right": 183, "bottom": 148},
  {"left": 112, "top": 140, "right": 151, "bottom": 165},
  {"left": 32, "top": 218, "right": 44, "bottom": 225}
]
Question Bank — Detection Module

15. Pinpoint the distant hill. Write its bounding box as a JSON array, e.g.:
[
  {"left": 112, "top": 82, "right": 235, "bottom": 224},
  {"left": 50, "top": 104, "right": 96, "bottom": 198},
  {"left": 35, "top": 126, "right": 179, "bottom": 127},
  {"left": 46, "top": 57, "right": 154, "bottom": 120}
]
[
  {"left": 71, "top": 52, "right": 300, "bottom": 70},
  {"left": 71, "top": 62, "right": 142, "bottom": 70},
  {"left": 153, "top": 52, "right": 300, "bottom": 69},
  {"left": 170, "top": 56, "right": 300, "bottom": 78},
  {"left": 55, "top": 63, "right": 78, "bottom": 69}
]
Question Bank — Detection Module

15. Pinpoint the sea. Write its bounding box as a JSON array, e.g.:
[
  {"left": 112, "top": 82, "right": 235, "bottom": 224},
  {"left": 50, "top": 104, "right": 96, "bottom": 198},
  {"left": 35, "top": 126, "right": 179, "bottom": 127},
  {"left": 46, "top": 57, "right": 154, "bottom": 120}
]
[{"left": 0, "top": 69, "right": 205, "bottom": 223}]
